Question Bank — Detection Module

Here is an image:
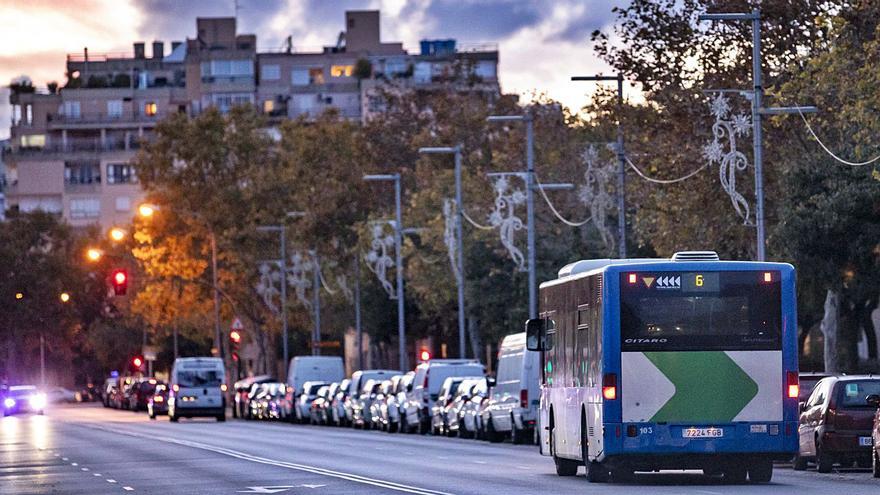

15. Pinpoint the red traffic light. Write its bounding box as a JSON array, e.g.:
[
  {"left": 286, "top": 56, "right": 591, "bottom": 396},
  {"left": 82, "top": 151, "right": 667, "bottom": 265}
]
[
  {"left": 419, "top": 349, "right": 431, "bottom": 362},
  {"left": 132, "top": 356, "right": 143, "bottom": 368},
  {"left": 230, "top": 330, "right": 241, "bottom": 344},
  {"left": 111, "top": 269, "right": 128, "bottom": 296}
]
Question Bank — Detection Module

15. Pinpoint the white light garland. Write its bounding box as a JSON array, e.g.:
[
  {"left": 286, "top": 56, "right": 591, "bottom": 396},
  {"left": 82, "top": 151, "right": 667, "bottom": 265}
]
[
  {"left": 255, "top": 261, "right": 281, "bottom": 314},
  {"left": 364, "top": 222, "right": 397, "bottom": 299},
  {"left": 286, "top": 250, "right": 314, "bottom": 310},
  {"left": 703, "top": 92, "right": 754, "bottom": 225},
  {"left": 578, "top": 144, "right": 616, "bottom": 252},
  {"left": 487, "top": 174, "right": 526, "bottom": 272},
  {"left": 442, "top": 198, "right": 461, "bottom": 283}
]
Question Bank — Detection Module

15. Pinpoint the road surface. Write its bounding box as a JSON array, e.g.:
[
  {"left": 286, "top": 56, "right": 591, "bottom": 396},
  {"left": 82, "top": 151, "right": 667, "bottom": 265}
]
[{"left": 1, "top": 404, "right": 877, "bottom": 494}]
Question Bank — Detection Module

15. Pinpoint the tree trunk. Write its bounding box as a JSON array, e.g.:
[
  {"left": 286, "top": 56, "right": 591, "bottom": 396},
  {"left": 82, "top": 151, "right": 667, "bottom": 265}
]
[{"left": 821, "top": 289, "right": 839, "bottom": 373}]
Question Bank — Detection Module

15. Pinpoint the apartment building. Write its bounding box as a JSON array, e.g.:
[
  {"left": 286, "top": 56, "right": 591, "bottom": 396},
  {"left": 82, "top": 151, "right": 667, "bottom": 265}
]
[{"left": 3, "top": 10, "right": 499, "bottom": 230}]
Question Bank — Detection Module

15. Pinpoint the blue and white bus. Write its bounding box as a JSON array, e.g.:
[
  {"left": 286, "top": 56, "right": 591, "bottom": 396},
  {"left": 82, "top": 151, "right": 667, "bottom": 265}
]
[{"left": 526, "top": 251, "right": 799, "bottom": 483}]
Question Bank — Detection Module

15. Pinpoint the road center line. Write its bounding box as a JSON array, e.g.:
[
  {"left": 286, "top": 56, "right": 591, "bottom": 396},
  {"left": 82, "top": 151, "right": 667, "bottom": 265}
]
[{"left": 79, "top": 424, "right": 454, "bottom": 495}]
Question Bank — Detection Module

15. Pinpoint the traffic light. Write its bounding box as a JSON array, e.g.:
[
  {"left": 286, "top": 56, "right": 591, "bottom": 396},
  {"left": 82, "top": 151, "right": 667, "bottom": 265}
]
[
  {"left": 418, "top": 348, "right": 431, "bottom": 362},
  {"left": 111, "top": 269, "right": 128, "bottom": 296},
  {"left": 131, "top": 356, "right": 143, "bottom": 369},
  {"left": 229, "top": 330, "right": 242, "bottom": 362}
]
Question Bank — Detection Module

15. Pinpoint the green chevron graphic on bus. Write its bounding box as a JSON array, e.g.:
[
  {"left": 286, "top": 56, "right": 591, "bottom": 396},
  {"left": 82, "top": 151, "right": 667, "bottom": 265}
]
[{"left": 621, "top": 351, "right": 781, "bottom": 423}]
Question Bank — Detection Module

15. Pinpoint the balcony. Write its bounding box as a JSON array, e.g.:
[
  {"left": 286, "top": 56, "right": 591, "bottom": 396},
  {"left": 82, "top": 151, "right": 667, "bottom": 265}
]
[
  {"left": 10, "top": 137, "right": 144, "bottom": 158},
  {"left": 64, "top": 175, "right": 102, "bottom": 194},
  {"left": 48, "top": 111, "right": 161, "bottom": 128}
]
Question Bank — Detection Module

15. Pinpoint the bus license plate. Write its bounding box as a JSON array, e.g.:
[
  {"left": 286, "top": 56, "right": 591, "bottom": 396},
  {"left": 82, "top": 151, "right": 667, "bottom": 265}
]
[
  {"left": 683, "top": 427, "right": 724, "bottom": 438},
  {"left": 859, "top": 437, "right": 873, "bottom": 447}
]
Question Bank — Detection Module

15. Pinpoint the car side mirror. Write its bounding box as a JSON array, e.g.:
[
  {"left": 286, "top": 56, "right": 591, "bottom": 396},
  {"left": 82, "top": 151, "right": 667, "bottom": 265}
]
[
  {"left": 487, "top": 377, "right": 496, "bottom": 388},
  {"left": 798, "top": 401, "right": 805, "bottom": 413},
  {"left": 867, "top": 394, "right": 880, "bottom": 408},
  {"left": 525, "top": 318, "right": 544, "bottom": 351}
]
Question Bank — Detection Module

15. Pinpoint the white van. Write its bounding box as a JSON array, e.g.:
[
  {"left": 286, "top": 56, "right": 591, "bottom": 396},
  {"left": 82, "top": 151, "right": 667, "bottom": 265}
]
[
  {"left": 284, "top": 356, "right": 344, "bottom": 418},
  {"left": 407, "top": 359, "right": 485, "bottom": 434},
  {"left": 168, "top": 357, "right": 227, "bottom": 422},
  {"left": 484, "top": 332, "right": 540, "bottom": 443}
]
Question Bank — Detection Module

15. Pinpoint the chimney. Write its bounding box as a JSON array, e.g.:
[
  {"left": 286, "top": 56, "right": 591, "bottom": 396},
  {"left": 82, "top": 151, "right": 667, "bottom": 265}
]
[
  {"left": 171, "top": 41, "right": 182, "bottom": 51},
  {"left": 152, "top": 41, "right": 164, "bottom": 59},
  {"left": 133, "top": 42, "right": 145, "bottom": 59}
]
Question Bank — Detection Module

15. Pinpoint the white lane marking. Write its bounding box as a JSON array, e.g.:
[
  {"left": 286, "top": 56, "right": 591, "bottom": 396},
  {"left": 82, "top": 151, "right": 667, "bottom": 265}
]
[
  {"left": 123, "top": 487, "right": 134, "bottom": 491},
  {"left": 515, "top": 465, "right": 530, "bottom": 470},
  {"left": 81, "top": 467, "right": 89, "bottom": 471},
  {"left": 473, "top": 461, "right": 487, "bottom": 464},
  {"left": 237, "top": 487, "right": 294, "bottom": 494},
  {"left": 54, "top": 454, "right": 60, "bottom": 457},
  {"left": 107, "top": 479, "right": 117, "bottom": 483},
  {"left": 94, "top": 473, "right": 102, "bottom": 477},
  {"left": 61, "top": 457, "right": 69, "bottom": 461},
  {"left": 81, "top": 424, "right": 453, "bottom": 495},
  {"left": 71, "top": 462, "right": 78, "bottom": 466}
]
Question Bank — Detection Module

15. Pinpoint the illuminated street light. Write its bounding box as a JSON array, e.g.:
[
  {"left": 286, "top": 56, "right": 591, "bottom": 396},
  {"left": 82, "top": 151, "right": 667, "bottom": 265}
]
[
  {"left": 15, "top": 292, "right": 24, "bottom": 300},
  {"left": 86, "top": 248, "right": 103, "bottom": 262},
  {"left": 138, "top": 204, "right": 156, "bottom": 218},
  {"left": 109, "top": 227, "right": 126, "bottom": 242},
  {"left": 60, "top": 292, "right": 70, "bottom": 303}
]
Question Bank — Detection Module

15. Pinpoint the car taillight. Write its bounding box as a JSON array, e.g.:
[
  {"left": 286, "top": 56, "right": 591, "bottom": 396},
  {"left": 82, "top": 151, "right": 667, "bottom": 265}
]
[
  {"left": 172, "top": 384, "right": 179, "bottom": 393},
  {"left": 520, "top": 389, "right": 528, "bottom": 409},
  {"left": 220, "top": 384, "right": 228, "bottom": 392},
  {"left": 786, "top": 371, "right": 798, "bottom": 399},
  {"left": 154, "top": 396, "right": 164, "bottom": 402},
  {"left": 602, "top": 373, "right": 617, "bottom": 401}
]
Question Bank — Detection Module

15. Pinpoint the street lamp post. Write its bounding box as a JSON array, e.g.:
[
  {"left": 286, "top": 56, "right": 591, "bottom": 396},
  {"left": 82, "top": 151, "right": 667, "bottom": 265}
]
[
  {"left": 571, "top": 74, "right": 627, "bottom": 258},
  {"left": 257, "top": 225, "right": 289, "bottom": 366},
  {"left": 363, "top": 173, "right": 407, "bottom": 371},
  {"left": 419, "top": 145, "right": 466, "bottom": 358},
  {"left": 487, "top": 114, "right": 537, "bottom": 319}
]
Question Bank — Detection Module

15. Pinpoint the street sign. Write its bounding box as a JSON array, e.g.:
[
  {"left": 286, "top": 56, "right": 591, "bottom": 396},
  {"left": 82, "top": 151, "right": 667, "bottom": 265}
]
[
  {"left": 143, "top": 346, "right": 157, "bottom": 361},
  {"left": 311, "top": 340, "right": 341, "bottom": 349},
  {"left": 231, "top": 317, "right": 244, "bottom": 330}
]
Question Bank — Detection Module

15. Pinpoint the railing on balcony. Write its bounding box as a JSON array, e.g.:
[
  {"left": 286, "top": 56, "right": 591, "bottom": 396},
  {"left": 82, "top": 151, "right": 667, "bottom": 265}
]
[
  {"left": 49, "top": 111, "right": 161, "bottom": 126},
  {"left": 12, "top": 137, "right": 145, "bottom": 156}
]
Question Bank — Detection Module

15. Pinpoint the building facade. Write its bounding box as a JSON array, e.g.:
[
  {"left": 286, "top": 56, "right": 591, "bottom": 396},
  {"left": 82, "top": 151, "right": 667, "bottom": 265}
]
[{"left": 3, "top": 10, "right": 499, "bottom": 230}]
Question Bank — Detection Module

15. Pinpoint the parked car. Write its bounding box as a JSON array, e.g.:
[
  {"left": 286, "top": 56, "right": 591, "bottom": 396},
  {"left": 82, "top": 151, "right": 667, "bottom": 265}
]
[
  {"left": 118, "top": 378, "right": 138, "bottom": 410},
  {"left": 795, "top": 375, "right": 880, "bottom": 472},
  {"left": 294, "top": 381, "right": 327, "bottom": 423},
  {"left": 408, "top": 359, "right": 485, "bottom": 434},
  {"left": 232, "top": 375, "right": 274, "bottom": 419},
  {"left": 102, "top": 377, "right": 118, "bottom": 407},
  {"left": 353, "top": 379, "right": 384, "bottom": 429},
  {"left": 2, "top": 385, "right": 46, "bottom": 416},
  {"left": 128, "top": 379, "right": 160, "bottom": 412},
  {"left": 452, "top": 377, "right": 491, "bottom": 439},
  {"left": 871, "top": 394, "right": 880, "bottom": 478},
  {"left": 147, "top": 383, "right": 169, "bottom": 419},
  {"left": 328, "top": 379, "right": 351, "bottom": 426},
  {"left": 345, "top": 370, "right": 400, "bottom": 426},
  {"left": 484, "top": 332, "right": 540, "bottom": 444},
  {"left": 284, "top": 356, "right": 344, "bottom": 420},
  {"left": 310, "top": 385, "right": 333, "bottom": 425},
  {"left": 799, "top": 372, "right": 834, "bottom": 404},
  {"left": 371, "top": 379, "right": 397, "bottom": 431},
  {"left": 431, "top": 376, "right": 480, "bottom": 436},
  {"left": 46, "top": 386, "right": 78, "bottom": 404},
  {"left": 384, "top": 372, "right": 414, "bottom": 433},
  {"left": 250, "top": 382, "right": 287, "bottom": 420}
]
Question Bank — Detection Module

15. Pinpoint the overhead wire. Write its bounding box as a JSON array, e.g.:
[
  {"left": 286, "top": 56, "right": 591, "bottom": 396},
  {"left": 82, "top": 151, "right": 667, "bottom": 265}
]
[
  {"left": 795, "top": 106, "right": 880, "bottom": 167},
  {"left": 532, "top": 173, "right": 592, "bottom": 227},
  {"left": 627, "top": 157, "right": 709, "bottom": 184}
]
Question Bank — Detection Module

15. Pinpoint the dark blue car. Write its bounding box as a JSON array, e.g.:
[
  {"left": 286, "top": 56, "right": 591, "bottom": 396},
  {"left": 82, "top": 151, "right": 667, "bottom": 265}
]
[{"left": 3, "top": 385, "right": 46, "bottom": 416}]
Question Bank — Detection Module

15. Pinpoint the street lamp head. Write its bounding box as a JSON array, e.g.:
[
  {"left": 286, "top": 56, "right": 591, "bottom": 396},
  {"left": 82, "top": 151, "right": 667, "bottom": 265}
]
[
  {"left": 15, "top": 292, "right": 24, "bottom": 300},
  {"left": 109, "top": 227, "right": 126, "bottom": 242},
  {"left": 418, "top": 146, "right": 457, "bottom": 154},
  {"left": 137, "top": 204, "right": 156, "bottom": 218},
  {"left": 363, "top": 174, "right": 399, "bottom": 182},
  {"left": 86, "top": 248, "right": 103, "bottom": 262},
  {"left": 60, "top": 292, "right": 70, "bottom": 303},
  {"left": 487, "top": 114, "right": 528, "bottom": 123}
]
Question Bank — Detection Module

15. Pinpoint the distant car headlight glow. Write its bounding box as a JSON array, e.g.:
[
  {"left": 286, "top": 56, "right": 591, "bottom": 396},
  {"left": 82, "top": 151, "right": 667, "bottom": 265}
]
[
  {"left": 3, "top": 398, "right": 14, "bottom": 408},
  {"left": 29, "top": 394, "right": 47, "bottom": 409}
]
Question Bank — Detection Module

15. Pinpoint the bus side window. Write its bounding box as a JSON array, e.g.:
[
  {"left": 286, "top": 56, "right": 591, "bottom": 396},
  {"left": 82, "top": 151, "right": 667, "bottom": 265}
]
[{"left": 545, "top": 317, "right": 556, "bottom": 351}]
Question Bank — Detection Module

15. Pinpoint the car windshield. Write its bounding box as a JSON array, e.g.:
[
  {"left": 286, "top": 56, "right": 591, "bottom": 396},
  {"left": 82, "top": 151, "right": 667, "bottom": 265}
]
[
  {"left": 837, "top": 380, "right": 880, "bottom": 408},
  {"left": 177, "top": 370, "right": 222, "bottom": 387},
  {"left": 8, "top": 388, "right": 37, "bottom": 398}
]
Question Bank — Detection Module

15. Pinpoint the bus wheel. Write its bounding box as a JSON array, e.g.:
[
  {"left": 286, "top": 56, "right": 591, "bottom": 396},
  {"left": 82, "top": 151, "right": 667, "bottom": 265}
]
[
  {"left": 747, "top": 460, "right": 773, "bottom": 483},
  {"left": 793, "top": 454, "right": 808, "bottom": 471}
]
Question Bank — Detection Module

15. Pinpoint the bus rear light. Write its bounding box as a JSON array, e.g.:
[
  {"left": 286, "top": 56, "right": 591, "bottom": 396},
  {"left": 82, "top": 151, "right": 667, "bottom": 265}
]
[
  {"left": 602, "top": 373, "right": 617, "bottom": 401},
  {"left": 786, "top": 371, "right": 799, "bottom": 398},
  {"left": 520, "top": 389, "right": 528, "bottom": 409},
  {"left": 628, "top": 273, "right": 637, "bottom": 284},
  {"left": 763, "top": 272, "right": 773, "bottom": 282}
]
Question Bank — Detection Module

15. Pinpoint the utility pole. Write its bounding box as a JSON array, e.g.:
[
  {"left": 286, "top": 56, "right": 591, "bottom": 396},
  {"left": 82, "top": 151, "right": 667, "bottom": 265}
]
[
  {"left": 257, "top": 225, "right": 289, "bottom": 366},
  {"left": 571, "top": 74, "right": 627, "bottom": 258},
  {"left": 311, "top": 250, "right": 322, "bottom": 356},
  {"left": 698, "top": 9, "right": 816, "bottom": 260},
  {"left": 419, "top": 145, "right": 466, "bottom": 358},
  {"left": 354, "top": 254, "right": 363, "bottom": 371},
  {"left": 210, "top": 231, "right": 223, "bottom": 358},
  {"left": 364, "top": 173, "right": 407, "bottom": 371}
]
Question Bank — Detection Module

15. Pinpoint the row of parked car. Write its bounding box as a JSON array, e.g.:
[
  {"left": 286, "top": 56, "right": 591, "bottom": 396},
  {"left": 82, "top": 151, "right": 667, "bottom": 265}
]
[
  {"left": 103, "top": 376, "right": 169, "bottom": 419},
  {"left": 235, "top": 333, "right": 541, "bottom": 443}
]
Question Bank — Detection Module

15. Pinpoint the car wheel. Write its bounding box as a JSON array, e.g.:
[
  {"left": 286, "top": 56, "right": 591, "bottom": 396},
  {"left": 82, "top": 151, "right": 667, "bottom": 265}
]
[
  {"left": 217, "top": 413, "right": 226, "bottom": 422},
  {"left": 487, "top": 417, "right": 503, "bottom": 443},
  {"left": 873, "top": 449, "right": 880, "bottom": 478},
  {"left": 793, "top": 454, "right": 808, "bottom": 471},
  {"left": 169, "top": 413, "right": 179, "bottom": 423},
  {"left": 816, "top": 444, "right": 834, "bottom": 473},
  {"left": 511, "top": 415, "right": 525, "bottom": 445},
  {"left": 149, "top": 411, "right": 156, "bottom": 420},
  {"left": 747, "top": 459, "right": 773, "bottom": 483},
  {"left": 400, "top": 415, "right": 408, "bottom": 434}
]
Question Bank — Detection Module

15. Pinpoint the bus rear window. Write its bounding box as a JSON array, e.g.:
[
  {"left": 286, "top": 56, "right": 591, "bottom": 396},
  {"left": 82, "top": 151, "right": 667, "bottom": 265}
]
[{"left": 620, "top": 271, "right": 781, "bottom": 351}]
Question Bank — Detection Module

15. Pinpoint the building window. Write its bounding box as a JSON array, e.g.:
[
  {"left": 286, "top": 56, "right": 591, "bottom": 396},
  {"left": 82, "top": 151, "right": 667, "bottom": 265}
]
[
  {"left": 310, "top": 68, "right": 324, "bottom": 84},
  {"left": 211, "top": 93, "right": 254, "bottom": 113},
  {"left": 12, "top": 104, "right": 21, "bottom": 125},
  {"left": 291, "top": 68, "right": 309, "bottom": 86},
  {"left": 263, "top": 100, "right": 275, "bottom": 114},
  {"left": 201, "top": 59, "right": 254, "bottom": 79},
  {"left": 330, "top": 65, "right": 354, "bottom": 77},
  {"left": 63, "top": 101, "right": 81, "bottom": 119},
  {"left": 144, "top": 102, "right": 157, "bottom": 116},
  {"left": 69, "top": 198, "right": 101, "bottom": 219},
  {"left": 261, "top": 64, "right": 280, "bottom": 80},
  {"left": 20, "top": 134, "right": 46, "bottom": 148},
  {"left": 64, "top": 162, "right": 101, "bottom": 185},
  {"left": 25, "top": 104, "right": 33, "bottom": 125},
  {"left": 106, "top": 163, "right": 137, "bottom": 184},
  {"left": 115, "top": 196, "right": 131, "bottom": 212},
  {"left": 414, "top": 62, "right": 431, "bottom": 83},
  {"left": 107, "top": 100, "right": 123, "bottom": 118},
  {"left": 475, "top": 61, "right": 496, "bottom": 79}
]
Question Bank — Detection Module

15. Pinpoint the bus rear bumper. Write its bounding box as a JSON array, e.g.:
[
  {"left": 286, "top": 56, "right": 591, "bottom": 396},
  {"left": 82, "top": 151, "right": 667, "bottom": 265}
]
[{"left": 602, "top": 421, "right": 798, "bottom": 463}]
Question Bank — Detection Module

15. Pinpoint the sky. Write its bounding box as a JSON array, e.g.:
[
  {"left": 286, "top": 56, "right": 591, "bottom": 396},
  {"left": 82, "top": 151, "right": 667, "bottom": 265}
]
[{"left": 0, "top": 0, "right": 630, "bottom": 140}]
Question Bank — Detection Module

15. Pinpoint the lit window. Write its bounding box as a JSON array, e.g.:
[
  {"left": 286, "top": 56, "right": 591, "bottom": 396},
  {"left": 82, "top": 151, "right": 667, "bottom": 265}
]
[
  {"left": 144, "top": 102, "right": 157, "bottom": 116},
  {"left": 263, "top": 100, "right": 275, "bottom": 113},
  {"left": 20, "top": 134, "right": 46, "bottom": 148},
  {"left": 330, "top": 65, "right": 354, "bottom": 77},
  {"left": 309, "top": 68, "right": 324, "bottom": 84}
]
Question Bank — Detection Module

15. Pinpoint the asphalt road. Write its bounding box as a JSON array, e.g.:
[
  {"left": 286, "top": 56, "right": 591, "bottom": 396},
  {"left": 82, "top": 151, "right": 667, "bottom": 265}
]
[{"left": 1, "top": 403, "right": 878, "bottom": 495}]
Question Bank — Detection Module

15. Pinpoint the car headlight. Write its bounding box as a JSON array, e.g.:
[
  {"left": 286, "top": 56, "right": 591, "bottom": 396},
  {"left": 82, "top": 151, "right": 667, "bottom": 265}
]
[
  {"left": 4, "top": 398, "right": 15, "bottom": 408},
  {"left": 29, "top": 394, "right": 47, "bottom": 409}
]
